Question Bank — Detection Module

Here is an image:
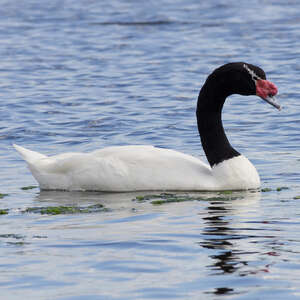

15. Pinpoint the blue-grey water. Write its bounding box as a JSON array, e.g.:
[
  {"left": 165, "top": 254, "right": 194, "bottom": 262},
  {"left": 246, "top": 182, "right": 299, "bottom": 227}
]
[{"left": 1, "top": 1, "right": 300, "bottom": 299}]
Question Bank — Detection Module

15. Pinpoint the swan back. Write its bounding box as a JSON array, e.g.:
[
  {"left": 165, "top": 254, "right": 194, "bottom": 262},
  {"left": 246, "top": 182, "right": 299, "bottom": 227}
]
[{"left": 15, "top": 145, "right": 218, "bottom": 191}]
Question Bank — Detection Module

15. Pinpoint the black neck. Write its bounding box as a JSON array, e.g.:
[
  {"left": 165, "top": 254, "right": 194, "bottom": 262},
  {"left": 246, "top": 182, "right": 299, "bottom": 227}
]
[{"left": 196, "top": 81, "right": 240, "bottom": 167}]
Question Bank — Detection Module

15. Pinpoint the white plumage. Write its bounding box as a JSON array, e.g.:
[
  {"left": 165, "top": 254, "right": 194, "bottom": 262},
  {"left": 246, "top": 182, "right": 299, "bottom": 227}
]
[{"left": 13, "top": 144, "right": 260, "bottom": 191}]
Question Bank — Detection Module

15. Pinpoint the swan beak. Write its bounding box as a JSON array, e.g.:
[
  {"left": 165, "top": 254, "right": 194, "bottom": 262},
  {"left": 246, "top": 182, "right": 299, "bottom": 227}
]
[
  {"left": 264, "top": 95, "right": 281, "bottom": 111},
  {"left": 256, "top": 79, "right": 280, "bottom": 110}
]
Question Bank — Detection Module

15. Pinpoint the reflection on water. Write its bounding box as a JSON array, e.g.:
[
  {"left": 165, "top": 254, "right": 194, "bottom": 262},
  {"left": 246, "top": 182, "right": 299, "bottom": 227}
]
[
  {"left": 202, "top": 200, "right": 243, "bottom": 275},
  {"left": 35, "top": 190, "right": 162, "bottom": 211},
  {"left": 1, "top": 184, "right": 300, "bottom": 298},
  {"left": 199, "top": 193, "right": 261, "bottom": 295}
]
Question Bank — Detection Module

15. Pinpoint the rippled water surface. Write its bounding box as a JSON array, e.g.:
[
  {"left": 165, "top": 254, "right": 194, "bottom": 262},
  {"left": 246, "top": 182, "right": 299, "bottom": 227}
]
[{"left": 1, "top": 1, "right": 300, "bottom": 299}]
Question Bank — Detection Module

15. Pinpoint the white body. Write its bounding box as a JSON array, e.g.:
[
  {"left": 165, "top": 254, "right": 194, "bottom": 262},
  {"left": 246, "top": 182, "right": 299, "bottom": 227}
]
[{"left": 13, "top": 144, "right": 260, "bottom": 191}]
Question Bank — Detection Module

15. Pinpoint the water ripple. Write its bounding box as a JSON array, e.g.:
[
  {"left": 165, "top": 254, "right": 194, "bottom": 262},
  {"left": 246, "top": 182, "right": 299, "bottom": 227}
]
[{"left": 1, "top": 0, "right": 300, "bottom": 299}]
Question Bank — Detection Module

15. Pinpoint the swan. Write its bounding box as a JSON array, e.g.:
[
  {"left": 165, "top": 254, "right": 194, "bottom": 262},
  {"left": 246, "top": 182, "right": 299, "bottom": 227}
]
[{"left": 14, "top": 62, "right": 280, "bottom": 192}]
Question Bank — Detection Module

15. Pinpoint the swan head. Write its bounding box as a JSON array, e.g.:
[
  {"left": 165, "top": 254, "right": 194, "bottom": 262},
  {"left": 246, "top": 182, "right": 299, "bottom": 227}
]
[
  {"left": 243, "top": 63, "right": 280, "bottom": 110},
  {"left": 201, "top": 62, "right": 280, "bottom": 111},
  {"left": 239, "top": 64, "right": 281, "bottom": 110}
]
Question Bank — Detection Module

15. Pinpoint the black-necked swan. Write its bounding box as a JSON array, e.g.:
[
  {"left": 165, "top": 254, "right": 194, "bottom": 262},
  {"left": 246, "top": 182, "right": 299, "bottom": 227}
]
[{"left": 14, "top": 62, "right": 280, "bottom": 192}]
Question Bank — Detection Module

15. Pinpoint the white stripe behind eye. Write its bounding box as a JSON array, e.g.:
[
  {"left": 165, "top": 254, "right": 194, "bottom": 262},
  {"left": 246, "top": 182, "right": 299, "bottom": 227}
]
[{"left": 243, "top": 64, "right": 263, "bottom": 82}]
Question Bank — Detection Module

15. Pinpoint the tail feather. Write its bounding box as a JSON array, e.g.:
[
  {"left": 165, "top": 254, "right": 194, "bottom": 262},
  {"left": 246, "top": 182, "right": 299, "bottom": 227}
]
[{"left": 13, "top": 144, "right": 47, "bottom": 163}]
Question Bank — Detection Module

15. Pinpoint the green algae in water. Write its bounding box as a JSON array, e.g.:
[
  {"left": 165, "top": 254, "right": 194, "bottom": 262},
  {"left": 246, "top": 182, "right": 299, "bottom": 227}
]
[
  {"left": 261, "top": 187, "right": 289, "bottom": 192},
  {"left": 21, "top": 185, "right": 38, "bottom": 190},
  {"left": 24, "top": 203, "right": 109, "bottom": 215},
  {"left": 0, "top": 193, "right": 9, "bottom": 199},
  {"left": 218, "top": 190, "right": 233, "bottom": 195},
  {"left": 134, "top": 192, "right": 238, "bottom": 206},
  {"left": 134, "top": 193, "right": 188, "bottom": 205},
  {"left": 135, "top": 196, "right": 145, "bottom": 201},
  {"left": 151, "top": 197, "right": 192, "bottom": 205},
  {"left": 276, "top": 187, "right": 289, "bottom": 191},
  {"left": 0, "top": 204, "right": 109, "bottom": 216},
  {"left": 25, "top": 206, "right": 77, "bottom": 215},
  {"left": 0, "top": 209, "right": 9, "bottom": 215},
  {"left": 261, "top": 188, "right": 272, "bottom": 192},
  {"left": 134, "top": 193, "right": 174, "bottom": 203}
]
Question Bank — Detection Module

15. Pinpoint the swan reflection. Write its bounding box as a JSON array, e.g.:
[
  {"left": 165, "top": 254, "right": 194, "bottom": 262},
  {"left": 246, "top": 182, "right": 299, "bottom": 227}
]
[{"left": 199, "top": 191, "right": 261, "bottom": 294}]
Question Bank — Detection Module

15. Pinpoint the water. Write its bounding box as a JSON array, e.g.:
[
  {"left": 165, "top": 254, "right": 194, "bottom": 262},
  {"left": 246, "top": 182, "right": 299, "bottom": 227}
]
[{"left": 1, "top": 0, "right": 300, "bottom": 299}]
